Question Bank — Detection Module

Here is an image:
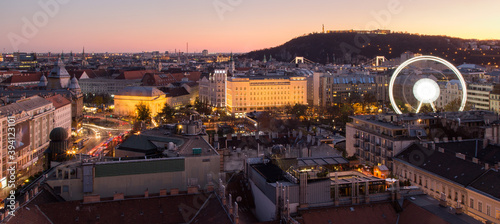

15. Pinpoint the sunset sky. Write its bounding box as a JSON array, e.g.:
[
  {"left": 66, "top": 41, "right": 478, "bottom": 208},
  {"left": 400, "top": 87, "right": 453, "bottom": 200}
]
[{"left": 1, "top": 0, "right": 499, "bottom": 53}]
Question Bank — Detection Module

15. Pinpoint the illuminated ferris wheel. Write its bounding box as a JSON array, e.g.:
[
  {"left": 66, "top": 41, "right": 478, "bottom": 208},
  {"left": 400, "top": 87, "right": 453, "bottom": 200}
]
[{"left": 388, "top": 56, "right": 467, "bottom": 114}]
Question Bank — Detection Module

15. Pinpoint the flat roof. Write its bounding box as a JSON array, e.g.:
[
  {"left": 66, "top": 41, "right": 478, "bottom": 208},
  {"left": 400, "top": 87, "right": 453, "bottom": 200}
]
[{"left": 297, "top": 156, "right": 349, "bottom": 167}]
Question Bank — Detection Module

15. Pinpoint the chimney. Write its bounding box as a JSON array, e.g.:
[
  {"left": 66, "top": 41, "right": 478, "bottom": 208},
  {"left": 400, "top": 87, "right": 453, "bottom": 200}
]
[
  {"left": 170, "top": 188, "right": 179, "bottom": 195},
  {"left": 113, "top": 193, "right": 124, "bottom": 200},
  {"left": 455, "top": 153, "right": 465, "bottom": 160},
  {"left": 457, "top": 136, "right": 462, "bottom": 141},
  {"left": 483, "top": 139, "right": 489, "bottom": 149},
  {"left": 431, "top": 143, "right": 436, "bottom": 150},
  {"left": 423, "top": 142, "right": 428, "bottom": 148},
  {"left": 443, "top": 137, "right": 448, "bottom": 143},
  {"left": 434, "top": 137, "right": 439, "bottom": 143},
  {"left": 228, "top": 194, "right": 233, "bottom": 214},
  {"left": 233, "top": 202, "right": 239, "bottom": 224},
  {"left": 438, "top": 147, "right": 445, "bottom": 153},
  {"left": 452, "top": 137, "right": 456, "bottom": 142},
  {"left": 159, "top": 189, "right": 167, "bottom": 196},
  {"left": 472, "top": 158, "right": 479, "bottom": 164},
  {"left": 485, "top": 163, "right": 490, "bottom": 170},
  {"left": 187, "top": 186, "right": 199, "bottom": 194},
  {"left": 83, "top": 195, "right": 100, "bottom": 203},
  {"left": 144, "top": 189, "right": 149, "bottom": 198}
]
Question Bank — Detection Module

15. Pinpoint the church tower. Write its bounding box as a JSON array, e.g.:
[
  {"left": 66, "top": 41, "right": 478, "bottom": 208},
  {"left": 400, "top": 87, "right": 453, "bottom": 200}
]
[
  {"left": 82, "top": 47, "right": 89, "bottom": 67},
  {"left": 229, "top": 52, "right": 235, "bottom": 74},
  {"left": 46, "top": 56, "right": 71, "bottom": 90}
]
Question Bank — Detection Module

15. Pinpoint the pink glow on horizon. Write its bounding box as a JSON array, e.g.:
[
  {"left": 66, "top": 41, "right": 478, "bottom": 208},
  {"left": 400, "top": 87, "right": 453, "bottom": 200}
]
[{"left": 0, "top": 0, "right": 499, "bottom": 53}]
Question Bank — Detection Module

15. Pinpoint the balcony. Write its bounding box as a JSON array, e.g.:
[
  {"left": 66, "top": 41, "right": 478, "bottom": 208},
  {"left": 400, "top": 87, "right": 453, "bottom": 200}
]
[
  {"left": 354, "top": 143, "right": 360, "bottom": 148},
  {"left": 364, "top": 138, "right": 370, "bottom": 142},
  {"left": 354, "top": 134, "right": 360, "bottom": 138}
]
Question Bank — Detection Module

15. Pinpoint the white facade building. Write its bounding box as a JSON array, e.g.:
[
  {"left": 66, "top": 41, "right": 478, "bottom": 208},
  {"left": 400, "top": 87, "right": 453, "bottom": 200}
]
[
  {"left": 46, "top": 94, "right": 72, "bottom": 137},
  {"left": 199, "top": 69, "right": 228, "bottom": 108}
]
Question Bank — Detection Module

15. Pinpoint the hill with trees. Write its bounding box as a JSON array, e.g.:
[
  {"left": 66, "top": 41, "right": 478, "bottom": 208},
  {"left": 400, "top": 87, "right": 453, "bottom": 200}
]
[{"left": 245, "top": 32, "right": 500, "bottom": 66}]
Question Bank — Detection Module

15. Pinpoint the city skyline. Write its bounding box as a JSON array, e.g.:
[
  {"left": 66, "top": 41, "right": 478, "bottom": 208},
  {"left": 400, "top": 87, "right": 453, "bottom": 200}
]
[{"left": 1, "top": 0, "right": 499, "bottom": 53}]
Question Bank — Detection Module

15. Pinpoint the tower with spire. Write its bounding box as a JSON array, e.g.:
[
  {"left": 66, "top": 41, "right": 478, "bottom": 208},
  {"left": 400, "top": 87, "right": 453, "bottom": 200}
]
[
  {"left": 82, "top": 47, "right": 88, "bottom": 67},
  {"left": 229, "top": 52, "right": 235, "bottom": 74}
]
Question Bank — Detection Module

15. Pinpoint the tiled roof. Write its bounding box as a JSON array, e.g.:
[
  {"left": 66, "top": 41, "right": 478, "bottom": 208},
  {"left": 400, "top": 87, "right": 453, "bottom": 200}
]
[
  {"left": 6, "top": 186, "right": 63, "bottom": 224},
  {"left": 0, "top": 95, "right": 52, "bottom": 115},
  {"left": 434, "top": 140, "right": 500, "bottom": 165},
  {"left": 36, "top": 193, "right": 232, "bottom": 224},
  {"left": 115, "top": 70, "right": 156, "bottom": 80},
  {"left": 399, "top": 200, "right": 453, "bottom": 224},
  {"left": 1, "top": 72, "right": 44, "bottom": 84},
  {"left": 468, "top": 169, "right": 500, "bottom": 199},
  {"left": 45, "top": 94, "right": 71, "bottom": 109},
  {"left": 116, "top": 86, "right": 165, "bottom": 97},
  {"left": 165, "top": 87, "right": 190, "bottom": 97},
  {"left": 117, "top": 135, "right": 158, "bottom": 152},
  {"left": 395, "top": 143, "right": 487, "bottom": 186},
  {"left": 300, "top": 203, "right": 398, "bottom": 224}
]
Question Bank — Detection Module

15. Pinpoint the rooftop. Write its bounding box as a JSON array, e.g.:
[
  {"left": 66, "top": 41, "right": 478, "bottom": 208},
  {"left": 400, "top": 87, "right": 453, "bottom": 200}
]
[
  {"left": 45, "top": 94, "right": 71, "bottom": 109},
  {"left": 0, "top": 95, "right": 52, "bottom": 116},
  {"left": 116, "top": 86, "right": 165, "bottom": 97},
  {"left": 395, "top": 143, "right": 487, "bottom": 186},
  {"left": 10, "top": 192, "right": 232, "bottom": 224},
  {"left": 468, "top": 169, "right": 500, "bottom": 200}
]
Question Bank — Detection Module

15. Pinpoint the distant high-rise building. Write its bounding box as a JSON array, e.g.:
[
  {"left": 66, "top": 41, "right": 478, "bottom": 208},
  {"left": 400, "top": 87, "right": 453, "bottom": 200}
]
[{"left": 202, "top": 49, "right": 208, "bottom": 57}]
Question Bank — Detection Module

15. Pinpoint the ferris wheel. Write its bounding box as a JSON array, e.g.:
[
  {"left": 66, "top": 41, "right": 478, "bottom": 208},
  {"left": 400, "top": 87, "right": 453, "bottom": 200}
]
[{"left": 388, "top": 56, "right": 467, "bottom": 114}]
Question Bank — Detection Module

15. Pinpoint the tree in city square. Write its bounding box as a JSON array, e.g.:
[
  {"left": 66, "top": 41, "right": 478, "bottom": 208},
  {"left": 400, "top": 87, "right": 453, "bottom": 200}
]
[
  {"left": 159, "top": 103, "right": 176, "bottom": 123},
  {"left": 135, "top": 101, "right": 151, "bottom": 121},
  {"left": 287, "top": 103, "right": 308, "bottom": 120},
  {"left": 194, "top": 97, "right": 211, "bottom": 115},
  {"left": 362, "top": 93, "right": 378, "bottom": 112}
]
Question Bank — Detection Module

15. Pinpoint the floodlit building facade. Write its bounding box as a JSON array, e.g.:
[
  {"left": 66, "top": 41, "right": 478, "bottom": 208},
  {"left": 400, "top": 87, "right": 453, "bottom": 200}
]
[
  {"left": 226, "top": 75, "right": 307, "bottom": 117},
  {"left": 114, "top": 86, "right": 167, "bottom": 117},
  {"left": 0, "top": 96, "right": 55, "bottom": 188}
]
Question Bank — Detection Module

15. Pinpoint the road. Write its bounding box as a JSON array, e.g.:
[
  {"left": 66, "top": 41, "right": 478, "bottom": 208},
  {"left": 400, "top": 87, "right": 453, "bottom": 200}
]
[
  {"left": 79, "top": 114, "right": 132, "bottom": 154},
  {"left": 0, "top": 115, "right": 132, "bottom": 206}
]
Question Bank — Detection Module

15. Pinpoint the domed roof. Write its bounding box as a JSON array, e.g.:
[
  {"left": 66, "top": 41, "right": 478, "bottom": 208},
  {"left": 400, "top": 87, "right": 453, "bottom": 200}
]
[
  {"left": 116, "top": 86, "right": 165, "bottom": 97},
  {"left": 50, "top": 127, "right": 68, "bottom": 141},
  {"left": 38, "top": 75, "right": 48, "bottom": 87},
  {"left": 69, "top": 76, "right": 81, "bottom": 89}
]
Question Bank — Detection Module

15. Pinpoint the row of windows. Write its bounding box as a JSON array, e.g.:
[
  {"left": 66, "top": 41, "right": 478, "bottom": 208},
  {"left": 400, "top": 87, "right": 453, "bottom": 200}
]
[
  {"left": 233, "top": 91, "right": 304, "bottom": 96},
  {"left": 235, "top": 86, "right": 304, "bottom": 91},
  {"left": 398, "top": 167, "right": 498, "bottom": 219},
  {"left": 234, "top": 96, "right": 304, "bottom": 102}
]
